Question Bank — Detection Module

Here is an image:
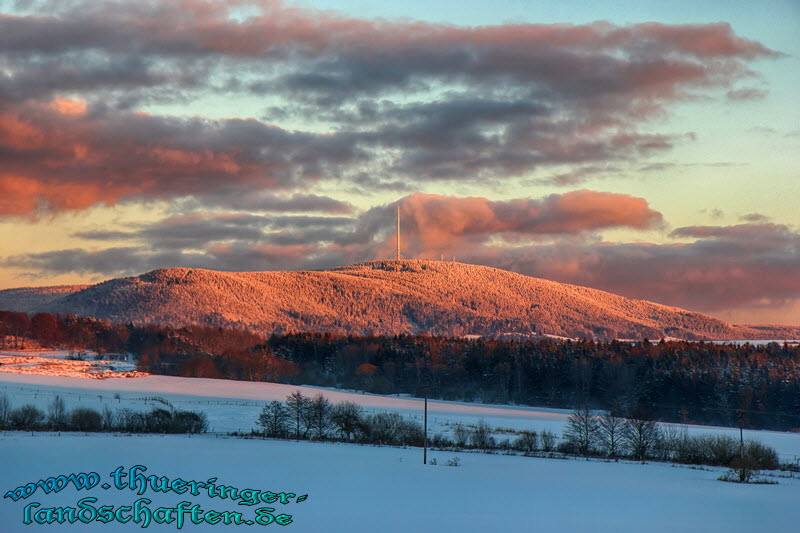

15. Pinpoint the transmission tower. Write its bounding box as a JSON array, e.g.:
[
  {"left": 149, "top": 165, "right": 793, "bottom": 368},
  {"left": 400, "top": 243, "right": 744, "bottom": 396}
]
[{"left": 396, "top": 205, "right": 401, "bottom": 262}]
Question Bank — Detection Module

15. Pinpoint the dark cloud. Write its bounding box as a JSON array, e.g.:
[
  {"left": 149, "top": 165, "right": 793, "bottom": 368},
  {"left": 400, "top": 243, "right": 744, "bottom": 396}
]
[
  {"left": 184, "top": 191, "right": 355, "bottom": 214},
  {"left": 469, "top": 222, "right": 800, "bottom": 313},
  {"left": 740, "top": 213, "right": 770, "bottom": 223},
  {"left": 726, "top": 88, "right": 767, "bottom": 101},
  {"left": 0, "top": 1, "right": 782, "bottom": 215}
]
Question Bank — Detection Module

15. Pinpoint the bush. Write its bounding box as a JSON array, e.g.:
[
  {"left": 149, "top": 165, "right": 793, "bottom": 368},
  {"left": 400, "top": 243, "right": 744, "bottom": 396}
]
[
  {"left": 330, "top": 402, "right": 363, "bottom": 441},
  {"left": 364, "top": 413, "right": 404, "bottom": 445},
  {"left": 9, "top": 405, "right": 45, "bottom": 430},
  {"left": 70, "top": 407, "right": 103, "bottom": 432},
  {"left": 398, "top": 419, "right": 424, "bottom": 446},
  {"left": 453, "top": 423, "right": 469, "bottom": 448},
  {"left": 171, "top": 410, "right": 208, "bottom": 434},
  {"left": 431, "top": 433, "right": 454, "bottom": 448},
  {"left": 469, "top": 419, "right": 495, "bottom": 451},
  {"left": 540, "top": 430, "right": 556, "bottom": 453},
  {"left": 744, "top": 440, "right": 779, "bottom": 470},
  {"left": 513, "top": 430, "right": 538, "bottom": 454}
]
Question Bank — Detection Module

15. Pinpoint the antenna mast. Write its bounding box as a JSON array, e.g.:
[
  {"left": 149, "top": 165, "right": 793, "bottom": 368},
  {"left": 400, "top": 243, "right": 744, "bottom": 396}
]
[{"left": 396, "top": 205, "right": 401, "bottom": 262}]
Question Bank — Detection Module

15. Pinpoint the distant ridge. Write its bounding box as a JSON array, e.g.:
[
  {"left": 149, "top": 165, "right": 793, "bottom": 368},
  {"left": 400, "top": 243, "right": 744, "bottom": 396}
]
[{"left": 0, "top": 260, "right": 798, "bottom": 340}]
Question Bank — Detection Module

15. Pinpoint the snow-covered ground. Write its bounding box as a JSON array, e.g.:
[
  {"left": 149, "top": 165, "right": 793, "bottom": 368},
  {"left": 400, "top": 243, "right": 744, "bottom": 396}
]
[
  {"left": 0, "top": 433, "right": 798, "bottom": 532},
  {"left": 0, "top": 350, "right": 142, "bottom": 378},
  {"left": 1, "top": 372, "right": 799, "bottom": 463}
]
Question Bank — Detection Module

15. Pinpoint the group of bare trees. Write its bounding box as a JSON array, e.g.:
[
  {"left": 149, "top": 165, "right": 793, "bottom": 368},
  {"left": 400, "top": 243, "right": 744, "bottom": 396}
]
[
  {"left": 561, "top": 406, "right": 779, "bottom": 469},
  {"left": 256, "top": 391, "right": 424, "bottom": 446},
  {"left": 563, "top": 406, "right": 659, "bottom": 460}
]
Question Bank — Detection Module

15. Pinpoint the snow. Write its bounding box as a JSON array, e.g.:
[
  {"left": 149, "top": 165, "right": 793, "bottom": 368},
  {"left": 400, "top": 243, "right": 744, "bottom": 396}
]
[
  {"left": 1, "top": 372, "right": 799, "bottom": 463},
  {"left": 0, "top": 433, "right": 798, "bottom": 532},
  {"left": 0, "top": 351, "right": 143, "bottom": 379}
]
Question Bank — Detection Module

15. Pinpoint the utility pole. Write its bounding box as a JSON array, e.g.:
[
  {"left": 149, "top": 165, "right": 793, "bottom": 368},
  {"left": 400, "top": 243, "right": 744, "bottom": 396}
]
[
  {"left": 423, "top": 386, "right": 429, "bottom": 465},
  {"left": 737, "top": 409, "right": 744, "bottom": 459}
]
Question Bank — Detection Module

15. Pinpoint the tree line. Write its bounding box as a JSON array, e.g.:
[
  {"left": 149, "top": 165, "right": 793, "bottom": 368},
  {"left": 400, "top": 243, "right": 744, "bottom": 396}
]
[
  {"left": 2, "top": 310, "right": 800, "bottom": 430},
  {"left": 250, "top": 391, "right": 783, "bottom": 477}
]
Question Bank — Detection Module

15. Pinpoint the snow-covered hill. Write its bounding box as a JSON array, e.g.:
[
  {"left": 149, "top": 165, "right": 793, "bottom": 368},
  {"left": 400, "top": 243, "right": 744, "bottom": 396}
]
[{"left": 2, "top": 260, "right": 798, "bottom": 340}]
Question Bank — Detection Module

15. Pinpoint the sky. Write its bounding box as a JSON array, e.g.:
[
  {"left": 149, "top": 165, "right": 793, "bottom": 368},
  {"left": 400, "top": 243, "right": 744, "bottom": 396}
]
[{"left": 0, "top": 0, "right": 798, "bottom": 325}]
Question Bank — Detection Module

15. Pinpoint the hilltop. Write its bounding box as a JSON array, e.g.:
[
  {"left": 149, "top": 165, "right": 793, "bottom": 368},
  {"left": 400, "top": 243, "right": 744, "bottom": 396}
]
[{"left": 0, "top": 260, "right": 797, "bottom": 340}]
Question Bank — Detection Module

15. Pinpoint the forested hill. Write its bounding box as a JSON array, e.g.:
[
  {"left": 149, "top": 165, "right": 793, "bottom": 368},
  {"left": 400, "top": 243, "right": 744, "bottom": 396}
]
[{"left": 1, "top": 260, "right": 798, "bottom": 340}]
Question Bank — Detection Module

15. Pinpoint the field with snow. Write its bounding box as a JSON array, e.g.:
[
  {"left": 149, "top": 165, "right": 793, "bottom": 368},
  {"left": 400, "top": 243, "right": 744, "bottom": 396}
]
[
  {"left": 2, "top": 371, "right": 800, "bottom": 462},
  {"left": 1, "top": 369, "right": 799, "bottom": 531},
  {"left": 1, "top": 433, "right": 798, "bottom": 532}
]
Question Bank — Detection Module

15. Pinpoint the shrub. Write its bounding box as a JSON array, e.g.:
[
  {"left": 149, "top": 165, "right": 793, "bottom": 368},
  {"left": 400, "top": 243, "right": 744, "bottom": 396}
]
[
  {"left": 744, "top": 440, "right": 779, "bottom": 470},
  {"left": 398, "top": 420, "right": 424, "bottom": 446},
  {"left": 469, "top": 419, "right": 495, "bottom": 451},
  {"left": 172, "top": 410, "right": 207, "bottom": 433},
  {"left": 453, "top": 423, "right": 470, "bottom": 448},
  {"left": 540, "top": 430, "right": 556, "bottom": 453},
  {"left": 70, "top": 407, "right": 103, "bottom": 432},
  {"left": 431, "top": 433, "right": 454, "bottom": 448},
  {"left": 445, "top": 457, "right": 461, "bottom": 467},
  {"left": 513, "top": 430, "right": 538, "bottom": 454},
  {"left": 330, "top": 402, "right": 363, "bottom": 441},
  {"left": 9, "top": 405, "right": 45, "bottom": 430}
]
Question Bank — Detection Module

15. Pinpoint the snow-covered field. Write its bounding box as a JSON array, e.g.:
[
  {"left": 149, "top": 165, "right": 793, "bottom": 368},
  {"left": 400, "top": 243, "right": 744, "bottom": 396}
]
[
  {"left": 0, "top": 350, "right": 143, "bottom": 378},
  {"left": 1, "top": 372, "right": 799, "bottom": 464},
  {"left": 0, "top": 433, "right": 798, "bottom": 532},
  {"left": 1, "top": 366, "right": 799, "bottom": 531}
]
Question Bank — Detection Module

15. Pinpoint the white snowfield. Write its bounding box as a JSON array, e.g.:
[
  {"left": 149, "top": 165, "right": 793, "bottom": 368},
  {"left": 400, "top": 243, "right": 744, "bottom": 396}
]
[
  {"left": 1, "top": 372, "right": 799, "bottom": 463},
  {"left": 0, "top": 433, "right": 798, "bottom": 532}
]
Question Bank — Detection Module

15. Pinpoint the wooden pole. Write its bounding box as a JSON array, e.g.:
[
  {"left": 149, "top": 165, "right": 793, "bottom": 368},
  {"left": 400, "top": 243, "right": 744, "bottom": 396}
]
[{"left": 423, "top": 390, "right": 428, "bottom": 465}]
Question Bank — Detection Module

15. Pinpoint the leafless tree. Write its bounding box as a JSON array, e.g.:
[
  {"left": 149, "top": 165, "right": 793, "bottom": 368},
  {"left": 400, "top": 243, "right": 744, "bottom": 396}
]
[
  {"left": 598, "top": 411, "right": 625, "bottom": 457},
  {"left": 47, "top": 395, "right": 68, "bottom": 430},
  {"left": 564, "top": 405, "right": 599, "bottom": 455},
  {"left": 258, "top": 401, "right": 289, "bottom": 438},
  {"left": 623, "top": 407, "right": 661, "bottom": 460}
]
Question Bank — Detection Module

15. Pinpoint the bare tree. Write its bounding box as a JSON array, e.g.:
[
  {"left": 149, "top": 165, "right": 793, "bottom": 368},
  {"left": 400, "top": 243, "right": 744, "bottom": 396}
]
[
  {"left": 285, "top": 391, "right": 309, "bottom": 439},
  {"left": 564, "top": 406, "right": 599, "bottom": 455},
  {"left": 308, "top": 393, "right": 332, "bottom": 440},
  {"left": 623, "top": 407, "right": 661, "bottom": 461},
  {"left": 330, "top": 402, "right": 363, "bottom": 441},
  {"left": 101, "top": 404, "right": 116, "bottom": 431},
  {"left": 258, "top": 401, "right": 289, "bottom": 438},
  {"left": 47, "top": 396, "right": 68, "bottom": 430},
  {"left": 598, "top": 411, "right": 625, "bottom": 457},
  {"left": 0, "top": 393, "right": 11, "bottom": 429}
]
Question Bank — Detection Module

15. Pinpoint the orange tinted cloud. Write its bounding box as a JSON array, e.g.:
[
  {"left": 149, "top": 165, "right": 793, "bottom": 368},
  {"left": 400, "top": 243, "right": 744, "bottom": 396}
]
[
  {"left": 394, "top": 191, "right": 662, "bottom": 252},
  {"left": 49, "top": 97, "right": 87, "bottom": 116}
]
